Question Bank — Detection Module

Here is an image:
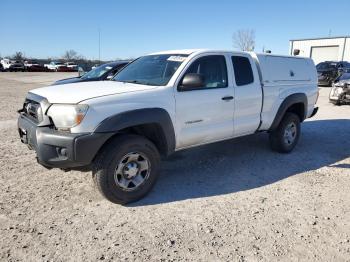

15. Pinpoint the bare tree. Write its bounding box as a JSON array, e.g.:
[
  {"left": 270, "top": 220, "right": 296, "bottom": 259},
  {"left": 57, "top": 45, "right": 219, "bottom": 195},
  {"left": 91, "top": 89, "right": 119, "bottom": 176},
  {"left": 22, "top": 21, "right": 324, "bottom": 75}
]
[
  {"left": 233, "top": 29, "right": 255, "bottom": 51},
  {"left": 62, "top": 50, "right": 78, "bottom": 61},
  {"left": 12, "top": 51, "right": 25, "bottom": 61}
]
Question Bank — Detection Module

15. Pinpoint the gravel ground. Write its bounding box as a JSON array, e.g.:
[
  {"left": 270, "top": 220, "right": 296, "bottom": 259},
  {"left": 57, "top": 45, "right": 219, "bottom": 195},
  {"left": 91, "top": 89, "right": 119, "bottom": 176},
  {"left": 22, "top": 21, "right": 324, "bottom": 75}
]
[{"left": 0, "top": 72, "right": 349, "bottom": 261}]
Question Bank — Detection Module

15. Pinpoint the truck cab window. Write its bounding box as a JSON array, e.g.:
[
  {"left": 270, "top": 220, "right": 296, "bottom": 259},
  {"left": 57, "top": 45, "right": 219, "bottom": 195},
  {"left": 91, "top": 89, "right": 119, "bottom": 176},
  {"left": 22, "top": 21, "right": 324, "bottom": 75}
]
[
  {"left": 185, "top": 55, "right": 228, "bottom": 88},
  {"left": 231, "top": 56, "right": 254, "bottom": 86}
]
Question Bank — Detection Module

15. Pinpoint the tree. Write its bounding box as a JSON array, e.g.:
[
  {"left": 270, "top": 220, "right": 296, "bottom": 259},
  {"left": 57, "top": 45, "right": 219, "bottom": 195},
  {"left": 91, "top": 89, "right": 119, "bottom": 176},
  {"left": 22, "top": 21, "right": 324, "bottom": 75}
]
[
  {"left": 62, "top": 50, "right": 78, "bottom": 61},
  {"left": 233, "top": 29, "right": 255, "bottom": 51},
  {"left": 12, "top": 51, "right": 25, "bottom": 61}
]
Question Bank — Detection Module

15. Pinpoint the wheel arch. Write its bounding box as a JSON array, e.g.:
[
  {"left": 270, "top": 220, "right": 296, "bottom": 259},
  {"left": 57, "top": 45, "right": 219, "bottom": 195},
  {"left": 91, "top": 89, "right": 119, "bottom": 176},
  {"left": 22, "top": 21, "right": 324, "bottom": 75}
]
[
  {"left": 94, "top": 108, "right": 176, "bottom": 157},
  {"left": 269, "top": 93, "right": 307, "bottom": 131}
]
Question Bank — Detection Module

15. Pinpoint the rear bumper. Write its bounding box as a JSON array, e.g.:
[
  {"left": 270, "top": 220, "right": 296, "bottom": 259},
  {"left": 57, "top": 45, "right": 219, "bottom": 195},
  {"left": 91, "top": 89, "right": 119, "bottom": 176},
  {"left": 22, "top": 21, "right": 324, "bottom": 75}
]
[{"left": 18, "top": 115, "right": 113, "bottom": 169}]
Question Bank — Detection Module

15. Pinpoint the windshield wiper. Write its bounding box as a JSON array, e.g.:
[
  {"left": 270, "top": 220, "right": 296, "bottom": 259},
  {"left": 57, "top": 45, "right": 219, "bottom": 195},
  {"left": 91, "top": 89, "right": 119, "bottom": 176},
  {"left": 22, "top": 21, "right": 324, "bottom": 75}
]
[{"left": 118, "top": 80, "right": 159, "bottom": 86}]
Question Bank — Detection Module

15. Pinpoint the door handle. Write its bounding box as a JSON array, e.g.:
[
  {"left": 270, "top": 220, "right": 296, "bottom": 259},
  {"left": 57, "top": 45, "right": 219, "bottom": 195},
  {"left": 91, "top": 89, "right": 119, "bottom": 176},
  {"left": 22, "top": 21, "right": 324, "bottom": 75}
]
[{"left": 221, "top": 96, "right": 234, "bottom": 101}]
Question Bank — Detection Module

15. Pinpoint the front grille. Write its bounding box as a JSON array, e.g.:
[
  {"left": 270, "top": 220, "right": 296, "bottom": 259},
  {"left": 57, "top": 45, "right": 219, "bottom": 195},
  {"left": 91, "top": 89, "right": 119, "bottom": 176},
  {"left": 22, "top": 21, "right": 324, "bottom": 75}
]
[{"left": 22, "top": 99, "right": 42, "bottom": 123}]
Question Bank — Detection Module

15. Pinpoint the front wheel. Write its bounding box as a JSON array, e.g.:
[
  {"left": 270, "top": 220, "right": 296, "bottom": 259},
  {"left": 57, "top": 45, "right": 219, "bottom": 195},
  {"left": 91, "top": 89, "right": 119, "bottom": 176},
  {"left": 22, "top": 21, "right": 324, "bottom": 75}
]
[
  {"left": 269, "top": 112, "right": 301, "bottom": 153},
  {"left": 93, "top": 134, "right": 160, "bottom": 204}
]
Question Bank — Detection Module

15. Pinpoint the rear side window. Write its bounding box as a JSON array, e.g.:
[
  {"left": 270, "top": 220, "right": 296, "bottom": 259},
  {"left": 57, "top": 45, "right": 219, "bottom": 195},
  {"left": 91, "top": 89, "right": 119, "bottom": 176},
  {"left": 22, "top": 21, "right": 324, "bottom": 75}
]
[
  {"left": 185, "top": 55, "right": 228, "bottom": 89},
  {"left": 231, "top": 56, "right": 254, "bottom": 86}
]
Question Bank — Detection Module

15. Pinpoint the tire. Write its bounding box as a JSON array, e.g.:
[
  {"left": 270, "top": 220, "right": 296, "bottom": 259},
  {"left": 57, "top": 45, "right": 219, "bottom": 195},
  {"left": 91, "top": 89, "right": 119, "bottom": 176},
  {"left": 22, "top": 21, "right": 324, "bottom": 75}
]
[
  {"left": 92, "top": 134, "right": 160, "bottom": 204},
  {"left": 269, "top": 112, "right": 301, "bottom": 153}
]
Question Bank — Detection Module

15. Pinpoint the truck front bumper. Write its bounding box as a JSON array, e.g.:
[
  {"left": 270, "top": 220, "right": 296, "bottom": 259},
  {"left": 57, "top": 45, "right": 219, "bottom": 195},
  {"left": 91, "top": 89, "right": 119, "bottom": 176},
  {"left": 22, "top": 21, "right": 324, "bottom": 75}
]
[{"left": 18, "top": 115, "right": 113, "bottom": 169}]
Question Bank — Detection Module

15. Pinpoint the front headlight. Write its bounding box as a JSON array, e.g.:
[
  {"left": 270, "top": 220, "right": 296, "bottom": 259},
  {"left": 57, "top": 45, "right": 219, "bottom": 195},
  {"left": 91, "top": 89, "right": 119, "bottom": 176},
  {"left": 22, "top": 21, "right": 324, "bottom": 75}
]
[{"left": 47, "top": 104, "right": 89, "bottom": 130}]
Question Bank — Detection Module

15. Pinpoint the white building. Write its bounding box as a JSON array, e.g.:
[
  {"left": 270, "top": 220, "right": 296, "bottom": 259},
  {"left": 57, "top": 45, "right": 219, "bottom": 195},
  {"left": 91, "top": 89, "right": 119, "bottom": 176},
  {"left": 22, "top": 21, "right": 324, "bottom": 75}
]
[{"left": 289, "top": 36, "right": 350, "bottom": 65}]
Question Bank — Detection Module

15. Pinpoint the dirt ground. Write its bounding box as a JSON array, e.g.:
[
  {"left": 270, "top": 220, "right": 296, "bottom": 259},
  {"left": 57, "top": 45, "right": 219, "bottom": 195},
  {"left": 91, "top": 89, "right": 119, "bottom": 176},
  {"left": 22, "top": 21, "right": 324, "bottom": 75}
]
[{"left": 0, "top": 72, "right": 349, "bottom": 261}]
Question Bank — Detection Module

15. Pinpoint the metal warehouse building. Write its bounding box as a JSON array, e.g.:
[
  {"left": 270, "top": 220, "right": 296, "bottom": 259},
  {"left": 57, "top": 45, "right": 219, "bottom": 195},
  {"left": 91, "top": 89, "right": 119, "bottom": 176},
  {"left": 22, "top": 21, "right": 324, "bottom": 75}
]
[{"left": 290, "top": 36, "right": 350, "bottom": 65}]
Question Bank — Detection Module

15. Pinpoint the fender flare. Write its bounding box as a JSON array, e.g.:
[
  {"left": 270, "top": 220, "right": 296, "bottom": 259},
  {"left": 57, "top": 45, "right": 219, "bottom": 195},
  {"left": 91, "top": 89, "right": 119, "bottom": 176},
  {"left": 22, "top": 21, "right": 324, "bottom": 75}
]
[
  {"left": 94, "top": 108, "right": 176, "bottom": 155},
  {"left": 269, "top": 93, "right": 308, "bottom": 131}
]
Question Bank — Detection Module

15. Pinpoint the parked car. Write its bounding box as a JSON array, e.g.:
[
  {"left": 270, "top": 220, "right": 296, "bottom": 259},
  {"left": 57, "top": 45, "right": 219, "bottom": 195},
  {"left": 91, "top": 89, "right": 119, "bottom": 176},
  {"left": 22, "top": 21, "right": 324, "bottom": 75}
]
[
  {"left": 57, "top": 65, "right": 77, "bottom": 72},
  {"left": 24, "top": 60, "right": 47, "bottom": 72},
  {"left": 52, "top": 61, "right": 130, "bottom": 85},
  {"left": 44, "top": 61, "right": 65, "bottom": 71},
  {"left": 0, "top": 59, "right": 25, "bottom": 72},
  {"left": 17, "top": 49, "right": 318, "bottom": 204},
  {"left": 329, "top": 70, "right": 350, "bottom": 105},
  {"left": 316, "top": 61, "right": 350, "bottom": 86},
  {"left": 64, "top": 62, "right": 78, "bottom": 72},
  {"left": 1, "top": 58, "right": 11, "bottom": 71},
  {"left": 65, "top": 62, "right": 78, "bottom": 68},
  {"left": 9, "top": 60, "right": 25, "bottom": 72}
]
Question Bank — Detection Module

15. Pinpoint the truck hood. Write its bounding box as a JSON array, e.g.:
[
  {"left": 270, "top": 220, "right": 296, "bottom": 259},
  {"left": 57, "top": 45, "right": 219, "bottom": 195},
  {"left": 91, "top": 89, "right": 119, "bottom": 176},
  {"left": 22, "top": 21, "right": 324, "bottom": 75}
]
[{"left": 30, "top": 81, "right": 158, "bottom": 104}]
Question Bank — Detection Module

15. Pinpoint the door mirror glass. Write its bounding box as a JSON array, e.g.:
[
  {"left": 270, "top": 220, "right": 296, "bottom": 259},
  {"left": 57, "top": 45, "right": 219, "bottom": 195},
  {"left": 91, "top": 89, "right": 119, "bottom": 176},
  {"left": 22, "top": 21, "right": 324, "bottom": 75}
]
[{"left": 179, "top": 73, "right": 204, "bottom": 91}]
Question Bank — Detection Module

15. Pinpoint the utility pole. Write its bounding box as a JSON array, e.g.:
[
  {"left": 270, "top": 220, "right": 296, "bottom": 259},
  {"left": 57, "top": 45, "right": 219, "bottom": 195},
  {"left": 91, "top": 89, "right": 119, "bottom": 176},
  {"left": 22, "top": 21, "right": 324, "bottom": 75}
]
[{"left": 98, "top": 28, "right": 101, "bottom": 64}]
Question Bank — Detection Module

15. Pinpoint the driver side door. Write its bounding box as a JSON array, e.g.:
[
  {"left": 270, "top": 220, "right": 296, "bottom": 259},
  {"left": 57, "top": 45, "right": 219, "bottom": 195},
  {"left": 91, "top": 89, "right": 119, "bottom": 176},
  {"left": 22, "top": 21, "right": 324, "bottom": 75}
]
[{"left": 174, "top": 54, "right": 235, "bottom": 149}]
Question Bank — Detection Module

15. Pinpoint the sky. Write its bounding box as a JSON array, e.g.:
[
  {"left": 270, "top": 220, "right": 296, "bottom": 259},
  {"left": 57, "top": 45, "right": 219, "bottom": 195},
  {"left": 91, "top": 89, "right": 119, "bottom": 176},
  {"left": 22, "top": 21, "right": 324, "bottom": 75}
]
[{"left": 1, "top": 0, "right": 349, "bottom": 60}]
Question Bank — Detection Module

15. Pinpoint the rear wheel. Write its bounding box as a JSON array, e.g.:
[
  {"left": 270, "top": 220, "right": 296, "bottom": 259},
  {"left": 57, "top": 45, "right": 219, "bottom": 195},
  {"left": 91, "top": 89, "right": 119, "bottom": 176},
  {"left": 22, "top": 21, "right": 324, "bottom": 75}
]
[
  {"left": 93, "top": 134, "right": 160, "bottom": 204},
  {"left": 269, "top": 112, "right": 300, "bottom": 153}
]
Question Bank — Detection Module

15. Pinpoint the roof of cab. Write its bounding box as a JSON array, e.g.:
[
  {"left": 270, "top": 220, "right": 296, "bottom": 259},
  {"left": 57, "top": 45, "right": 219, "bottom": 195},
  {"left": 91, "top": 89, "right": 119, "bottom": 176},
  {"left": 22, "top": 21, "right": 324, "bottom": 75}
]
[
  {"left": 149, "top": 49, "right": 206, "bottom": 55},
  {"left": 148, "top": 49, "right": 310, "bottom": 61},
  {"left": 150, "top": 49, "right": 253, "bottom": 56}
]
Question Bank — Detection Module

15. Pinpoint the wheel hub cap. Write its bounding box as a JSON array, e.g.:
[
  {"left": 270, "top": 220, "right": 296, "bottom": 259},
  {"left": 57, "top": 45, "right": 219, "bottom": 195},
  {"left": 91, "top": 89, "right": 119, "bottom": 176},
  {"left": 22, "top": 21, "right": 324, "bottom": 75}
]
[
  {"left": 284, "top": 122, "right": 297, "bottom": 145},
  {"left": 123, "top": 162, "right": 139, "bottom": 179},
  {"left": 114, "top": 152, "right": 151, "bottom": 191}
]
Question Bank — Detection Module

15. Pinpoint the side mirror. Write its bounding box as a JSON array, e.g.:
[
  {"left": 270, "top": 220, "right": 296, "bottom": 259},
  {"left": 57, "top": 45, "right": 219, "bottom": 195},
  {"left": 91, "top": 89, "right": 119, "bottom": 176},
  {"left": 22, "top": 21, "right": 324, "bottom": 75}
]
[{"left": 179, "top": 73, "right": 204, "bottom": 91}]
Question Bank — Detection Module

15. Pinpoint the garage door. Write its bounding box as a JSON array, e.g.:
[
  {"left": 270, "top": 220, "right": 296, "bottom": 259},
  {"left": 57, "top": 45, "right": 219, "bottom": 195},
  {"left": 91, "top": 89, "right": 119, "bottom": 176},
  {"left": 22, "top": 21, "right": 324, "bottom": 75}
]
[{"left": 311, "top": 46, "right": 339, "bottom": 64}]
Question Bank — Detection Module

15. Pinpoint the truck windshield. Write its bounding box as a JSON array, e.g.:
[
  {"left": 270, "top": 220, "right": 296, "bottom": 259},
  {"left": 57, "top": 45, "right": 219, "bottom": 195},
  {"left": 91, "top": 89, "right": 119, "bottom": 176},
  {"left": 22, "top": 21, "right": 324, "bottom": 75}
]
[{"left": 113, "top": 54, "right": 188, "bottom": 86}]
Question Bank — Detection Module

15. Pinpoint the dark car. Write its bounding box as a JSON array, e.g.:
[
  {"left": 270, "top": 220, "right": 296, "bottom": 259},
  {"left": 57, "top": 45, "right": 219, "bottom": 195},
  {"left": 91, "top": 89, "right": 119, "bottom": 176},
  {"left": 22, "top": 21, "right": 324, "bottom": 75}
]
[
  {"left": 52, "top": 61, "right": 131, "bottom": 85},
  {"left": 316, "top": 61, "right": 350, "bottom": 86},
  {"left": 25, "top": 60, "right": 48, "bottom": 72},
  {"left": 9, "top": 61, "right": 25, "bottom": 72}
]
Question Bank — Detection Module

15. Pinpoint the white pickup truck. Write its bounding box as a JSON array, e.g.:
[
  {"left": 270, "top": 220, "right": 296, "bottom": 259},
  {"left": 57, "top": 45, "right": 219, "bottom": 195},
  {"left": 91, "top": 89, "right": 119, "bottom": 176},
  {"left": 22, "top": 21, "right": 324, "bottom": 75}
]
[
  {"left": 18, "top": 49, "right": 318, "bottom": 204},
  {"left": 44, "top": 61, "right": 65, "bottom": 71}
]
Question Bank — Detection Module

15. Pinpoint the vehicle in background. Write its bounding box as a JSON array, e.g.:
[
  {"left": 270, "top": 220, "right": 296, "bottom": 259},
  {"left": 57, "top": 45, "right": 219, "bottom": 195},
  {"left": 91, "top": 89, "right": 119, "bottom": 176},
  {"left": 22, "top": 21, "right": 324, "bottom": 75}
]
[
  {"left": 1, "top": 59, "right": 11, "bottom": 70},
  {"left": 44, "top": 61, "right": 65, "bottom": 71},
  {"left": 329, "top": 70, "right": 350, "bottom": 105},
  {"left": 316, "top": 61, "right": 350, "bottom": 86},
  {"left": 52, "top": 61, "right": 130, "bottom": 85},
  {"left": 0, "top": 62, "right": 3, "bottom": 72},
  {"left": 0, "top": 59, "right": 25, "bottom": 71},
  {"left": 18, "top": 50, "right": 318, "bottom": 204},
  {"left": 65, "top": 62, "right": 78, "bottom": 71},
  {"left": 24, "top": 60, "right": 48, "bottom": 72},
  {"left": 9, "top": 60, "right": 25, "bottom": 72}
]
